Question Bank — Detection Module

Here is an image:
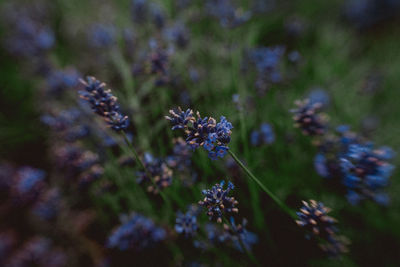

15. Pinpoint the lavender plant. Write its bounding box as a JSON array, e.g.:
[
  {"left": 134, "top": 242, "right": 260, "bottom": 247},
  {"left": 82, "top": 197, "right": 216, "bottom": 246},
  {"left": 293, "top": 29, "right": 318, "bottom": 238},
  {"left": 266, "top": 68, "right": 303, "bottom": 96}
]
[
  {"left": 166, "top": 107, "right": 233, "bottom": 160},
  {"left": 166, "top": 108, "right": 295, "bottom": 219},
  {"left": 175, "top": 208, "right": 198, "bottom": 238},
  {"left": 296, "top": 200, "right": 348, "bottom": 256},
  {"left": 136, "top": 153, "right": 173, "bottom": 194},
  {"left": 79, "top": 76, "right": 129, "bottom": 132},
  {"left": 107, "top": 212, "right": 166, "bottom": 251},
  {"left": 198, "top": 181, "right": 238, "bottom": 223},
  {"left": 291, "top": 99, "right": 328, "bottom": 136}
]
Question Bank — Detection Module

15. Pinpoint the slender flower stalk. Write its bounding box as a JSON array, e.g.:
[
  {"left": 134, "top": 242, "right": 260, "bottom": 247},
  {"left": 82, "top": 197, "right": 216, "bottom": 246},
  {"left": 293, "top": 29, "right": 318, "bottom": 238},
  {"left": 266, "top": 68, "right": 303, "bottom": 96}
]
[
  {"left": 79, "top": 76, "right": 172, "bottom": 216},
  {"left": 120, "top": 131, "right": 172, "bottom": 209},
  {"left": 228, "top": 150, "right": 296, "bottom": 219}
]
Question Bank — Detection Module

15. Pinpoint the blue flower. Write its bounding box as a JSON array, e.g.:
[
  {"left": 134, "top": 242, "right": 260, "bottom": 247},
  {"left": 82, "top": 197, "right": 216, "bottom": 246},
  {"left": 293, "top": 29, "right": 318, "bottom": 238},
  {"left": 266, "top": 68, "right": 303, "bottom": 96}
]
[
  {"left": 313, "top": 126, "right": 394, "bottom": 205},
  {"left": 296, "top": 200, "right": 348, "bottom": 256},
  {"left": 199, "top": 181, "right": 238, "bottom": 223},
  {"left": 136, "top": 153, "right": 173, "bottom": 194},
  {"left": 175, "top": 208, "right": 198, "bottom": 238},
  {"left": 339, "top": 143, "right": 395, "bottom": 205},
  {"left": 107, "top": 212, "right": 166, "bottom": 251},
  {"left": 251, "top": 123, "right": 275, "bottom": 146},
  {"left": 203, "top": 140, "right": 215, "bottom": 152},
  {"left": 15, "top": 167, "right": 46, "bottom": 197},
  {"left": 166, "top": 108, "right": 195, "bottom": 130},
  {"left": 79, "top": 76, "right": 129, "bottom": 132},
  {"left": 166, "top": 108, "right": 233, "bottom": 160},
  {"left": 249, "top": 46, "right": 285, "bottom": 91},
  {"left": 291, "top": 99, "right": 328, "bottom": 136}
]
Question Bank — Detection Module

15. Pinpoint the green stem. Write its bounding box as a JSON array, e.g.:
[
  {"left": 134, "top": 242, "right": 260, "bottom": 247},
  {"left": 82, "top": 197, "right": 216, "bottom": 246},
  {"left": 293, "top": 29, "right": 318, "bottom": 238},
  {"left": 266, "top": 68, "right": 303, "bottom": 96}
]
[
  {"left": 120, "top": 130, "right": 173, "bottom": 220},
  {"left": 228, "top": 150, "right": 296, "bottom": 219}
]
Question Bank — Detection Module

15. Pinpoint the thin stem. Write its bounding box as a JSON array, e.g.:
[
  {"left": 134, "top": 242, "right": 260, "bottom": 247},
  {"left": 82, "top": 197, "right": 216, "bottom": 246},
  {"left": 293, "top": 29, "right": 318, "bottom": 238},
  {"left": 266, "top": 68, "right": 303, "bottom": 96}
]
[
  {"left": 228, "top": 150, "right": 297, "bottom": 219},
  {"left": 120, "top": 130, "right": 173, "bottom": 219}
]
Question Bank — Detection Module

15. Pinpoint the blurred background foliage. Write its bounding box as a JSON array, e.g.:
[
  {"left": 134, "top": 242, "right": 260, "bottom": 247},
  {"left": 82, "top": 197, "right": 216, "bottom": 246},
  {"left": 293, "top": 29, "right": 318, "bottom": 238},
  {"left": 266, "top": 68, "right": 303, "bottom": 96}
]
[{"left": 0, "top": 0, "right": 400, "bottom": 266}]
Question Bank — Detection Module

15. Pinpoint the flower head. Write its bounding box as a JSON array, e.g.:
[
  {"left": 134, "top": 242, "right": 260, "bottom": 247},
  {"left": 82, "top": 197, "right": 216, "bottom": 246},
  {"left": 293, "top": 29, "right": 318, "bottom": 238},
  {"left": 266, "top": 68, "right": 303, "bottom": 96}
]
[
  {"left": 249, "top": 46, "right": 285, "bottom": 92},
  {"left": 107, "top": 212, "right": 166, "bottom": 251},
  {"left": 291, "top": 99, "right": 328, "bottom": 136},
  {"left": 251, "top": 123, "right": 275, "bottom": 146},
  {"left": 13, "top": 167, "right": 46, "bottom": 205},
  {"left": 199, "top": 181, "right": 238, "bottom": 223},
  {"left": 296, "top": 200, "right": 348, "bottom": 256},
  {"left": 314, "top": 126, "right": 395, "bottom": 205},
  {"left": 175, "top": 208, "right": 198, "bottom": 238},
  {"left": 340, "top": 143, "right": 395, "bottom": 205},
  {"left": 166, "top": 107, "right": 233, "bottom": 160},
  {"left": 79, "top": 76, "right": 129, "bottom": 131},
  {"left": 136, "top": 153, "right": 173, "bottom": 194}
]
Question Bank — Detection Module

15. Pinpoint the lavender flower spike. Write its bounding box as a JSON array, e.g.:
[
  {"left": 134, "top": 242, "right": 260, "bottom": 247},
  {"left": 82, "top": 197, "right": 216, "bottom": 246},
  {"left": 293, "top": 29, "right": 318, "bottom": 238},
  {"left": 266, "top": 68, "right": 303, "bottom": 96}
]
[
  {"left": 79, "top": 76, "right": 129, "bottom": 131},
  {"left": 166, "top": 107, "right": 233, "bottom": 160}
]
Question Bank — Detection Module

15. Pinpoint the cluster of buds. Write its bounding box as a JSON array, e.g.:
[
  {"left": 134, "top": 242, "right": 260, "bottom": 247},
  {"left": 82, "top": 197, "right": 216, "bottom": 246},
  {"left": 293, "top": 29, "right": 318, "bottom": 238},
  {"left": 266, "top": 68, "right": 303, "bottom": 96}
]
[
  {"left": 199, "top": 181, "right": 238, "bottom": 223},
  {"left": 291, "top": 99, "right": 328, "bottom": 136},
  {"left": 296, "top": 200, "right": 348, "bottom": 256},
  {"left": 166, "top": 107, "right": 233, "bottom": 160},
  {"left": 79, "top": 76, "right": 129, "bottom": 131}
]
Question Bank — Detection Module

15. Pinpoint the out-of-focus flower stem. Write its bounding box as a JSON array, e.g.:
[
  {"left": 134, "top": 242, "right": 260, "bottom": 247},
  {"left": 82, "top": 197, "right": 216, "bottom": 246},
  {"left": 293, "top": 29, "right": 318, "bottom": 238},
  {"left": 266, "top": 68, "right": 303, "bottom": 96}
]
[
  {"left": 120, "top": 130, "right": 173, "bottom": 218},
  {"left": 228, "top": 150, "right": 296, "bottom": 219}
]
